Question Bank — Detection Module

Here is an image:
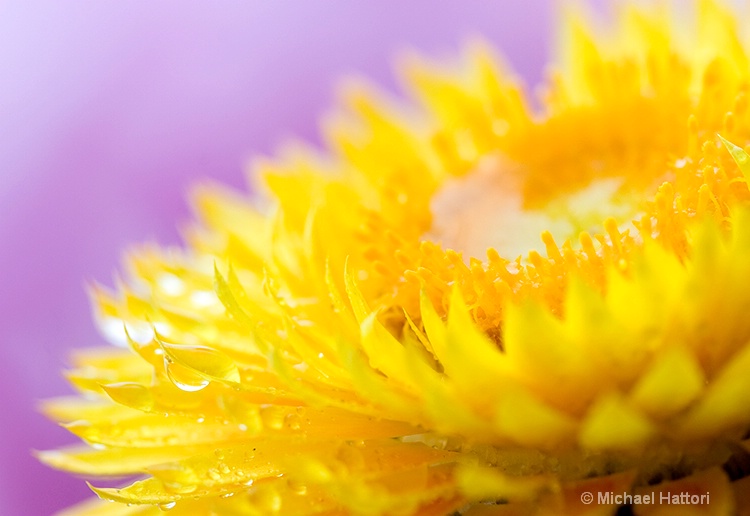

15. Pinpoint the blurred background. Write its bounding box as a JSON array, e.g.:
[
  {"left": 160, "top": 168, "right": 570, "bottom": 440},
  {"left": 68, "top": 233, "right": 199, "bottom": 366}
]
[{"left": 0, "top": 1, "right": 583, "bottom": 513}]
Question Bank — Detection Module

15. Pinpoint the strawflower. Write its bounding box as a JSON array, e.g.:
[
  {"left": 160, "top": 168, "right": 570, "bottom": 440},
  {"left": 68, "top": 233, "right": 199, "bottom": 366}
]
[{"left": 40, "top": 1, "right": 750, "bottom": 514}]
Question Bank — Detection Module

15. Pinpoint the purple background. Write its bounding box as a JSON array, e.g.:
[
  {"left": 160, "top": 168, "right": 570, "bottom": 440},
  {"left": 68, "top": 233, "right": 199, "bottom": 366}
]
[{"left": 0, "top": 2, "right": 569, "bottom": 514}]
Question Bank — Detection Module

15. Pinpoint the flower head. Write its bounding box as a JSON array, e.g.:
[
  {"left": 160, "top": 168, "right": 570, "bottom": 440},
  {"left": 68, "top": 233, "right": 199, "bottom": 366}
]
[{"left": 41, "top": 1, "right": 750, "bottom": 514}]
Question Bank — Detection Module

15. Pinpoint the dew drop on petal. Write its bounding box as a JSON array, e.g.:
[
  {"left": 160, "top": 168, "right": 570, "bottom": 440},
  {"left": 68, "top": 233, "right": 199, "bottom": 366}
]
[
  {"left": 158, "top": 501, "right": 176, "bottom": 511},
  {"left": 164, "top": 357, "right": 209, "bottom": 392},
  {"left": 161, "top": 342, "right": 240, "bottom": 383},
  {"left": 260, "top": 406, "right": 286, "bottom": 430},
  {"left": 284, "top": 413, "right": 302, "bottom": 431},
  {"left": 287, "top": 477, "right": 308, "bottom": 495},
  {"left": 175, "top": 483, "right": 196, "bottom": 495}
]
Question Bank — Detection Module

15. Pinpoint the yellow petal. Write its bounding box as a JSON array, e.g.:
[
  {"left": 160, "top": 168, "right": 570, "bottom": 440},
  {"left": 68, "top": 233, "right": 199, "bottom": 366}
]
[
  {"left": 630, "top": 347, "right": 706, "bottom": 419},
  {"left": 579, "top": 394, "right": 655, "bottom": 450}
]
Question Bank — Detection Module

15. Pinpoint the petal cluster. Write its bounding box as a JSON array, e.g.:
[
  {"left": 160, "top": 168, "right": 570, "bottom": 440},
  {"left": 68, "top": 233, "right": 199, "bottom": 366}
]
[{"left": 41, "top": 1, "right": 750, "bottom": 514}]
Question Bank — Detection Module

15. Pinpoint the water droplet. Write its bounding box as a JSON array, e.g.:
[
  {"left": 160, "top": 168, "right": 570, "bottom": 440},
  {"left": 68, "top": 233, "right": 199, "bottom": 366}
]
[
  {"left": 171, "top": 483, "right": 196, "bottom": 495},
  {"left": 214, "top": 450, "right": 225, "bottom": 459},
  {"left": 158, "top": 501, "right": 176, "bottom": 511},
  {"left": 151, "top": 463, "right": 198, "bottom": 491},
  {"left": 161, "top": 342, "right": 240, "bottom": 383},
  {"left": 164, "top": 357, "right": 209, "bottom": 392},
  {"left": 219, "top": 463, "right": 230, "bottom": 475},
  {"left": 261, "top": 406, "right": 286, "bottom": 430},
  {"left": 287, "top": 478, "right": 308, "bottom": 495},
  {"left": 220, "top": 492, "right": 235, "bottom": 499},
  {"left": 284, "top": 413, "right": 302, "bottom": 431}
]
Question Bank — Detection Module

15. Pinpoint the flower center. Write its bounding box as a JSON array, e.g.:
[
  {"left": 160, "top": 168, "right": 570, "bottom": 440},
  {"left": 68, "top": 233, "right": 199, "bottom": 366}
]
[{"left": 428, "top": 154, "right": 642, "bottom": 260}]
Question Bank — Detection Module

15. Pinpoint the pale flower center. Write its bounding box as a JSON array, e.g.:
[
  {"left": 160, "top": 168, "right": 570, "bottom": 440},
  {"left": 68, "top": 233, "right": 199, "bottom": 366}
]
[{"left": 428, "top": 154, "right": 639, "bottom": 260}]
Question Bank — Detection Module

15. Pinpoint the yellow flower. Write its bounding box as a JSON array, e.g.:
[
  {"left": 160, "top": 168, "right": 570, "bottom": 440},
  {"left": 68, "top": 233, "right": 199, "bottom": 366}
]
[{"left": 40, "top": 1, "right": 750, "bottom": 514}]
